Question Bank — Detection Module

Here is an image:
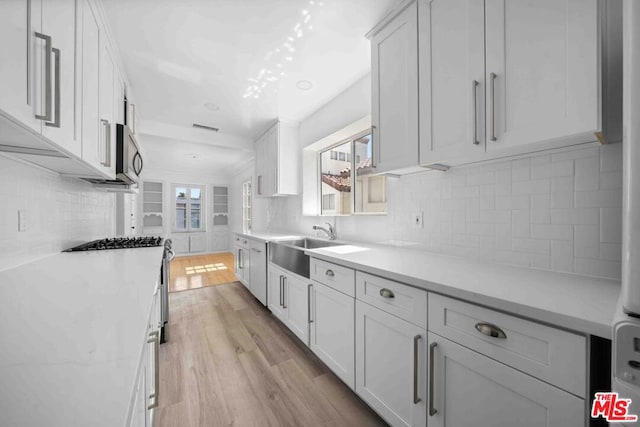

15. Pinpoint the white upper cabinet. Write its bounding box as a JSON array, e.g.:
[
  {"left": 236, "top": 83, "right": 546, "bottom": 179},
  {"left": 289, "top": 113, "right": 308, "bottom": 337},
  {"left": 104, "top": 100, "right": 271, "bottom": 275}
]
[
  {"left": 254, "top": 121, "right": 299, "bottom": 197},
  {"left": 373, "top": 0, "right": 619, "bottom": 172},
  {"left": 418, "top": 0, "right": 485, "bottom": 165},
  {"left": 370, "top": 1, "right": 419, "bottom": 174},
  {"left": 40, "top": 0, "right": 81, "bottom": 157},
  {"left": 0, "top": 0, "right": 42, "bottom": 133},
  {"left": 484, "top": 0, "right": 599, "bottom": 152},
  {"left": 0, "top": 0, "right": 129, "bottom": 179}
]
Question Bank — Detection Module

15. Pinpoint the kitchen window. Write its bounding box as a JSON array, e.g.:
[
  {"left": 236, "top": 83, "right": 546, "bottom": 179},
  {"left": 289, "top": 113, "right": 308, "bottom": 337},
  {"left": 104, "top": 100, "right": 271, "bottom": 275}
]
[
  {"left": 319, "top": 130, "right": 387, "bottom": 215},
  {"left": 173, "top": 184, "right": 205, "bottom": 232}
]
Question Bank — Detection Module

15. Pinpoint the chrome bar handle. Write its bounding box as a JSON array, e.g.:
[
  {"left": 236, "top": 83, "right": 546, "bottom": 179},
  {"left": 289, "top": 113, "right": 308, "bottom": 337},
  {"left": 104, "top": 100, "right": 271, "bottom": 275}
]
[
  {"left": 370, "top": 125, "right": 377, "bottom": 168},
  {"left": 282, "top": 276, "right": 287, "bottom": 309},
  {"left": 100, "top": 119, "right": 111, "bottom": 167},
  {"left": 45, "top": 48, "right": 60, "bottom": 128},
  {"left": 475, "top": 322, "right": 507, "bottom": 339},
  {"left": 257, "top": 175, "right": 262, "bottom": 195},
  {"left": 26, "top": 0, "right": 32, "bottom": 105},
  {"left": 147, "top": 330, "right": 160, "bottom": 409},
  {"left": 429, "top": 342, "right": 438, "bottom": 416},
  {"left": 34, "top": 32, "right": 52, "bottom": 121},
  {"left": 413, "top": 335, "right": 422, "bottom": 404},
  {"left": 279, "top": 275, "right": 284, "bottom": 307},
  {"left": 489, "top": 72, "right": 497, "bottom": 142},
  {"left": 471, "top": 80, "right": 479, "bottom": 145},
  {"left": 308, "top": 284, "right": 313, "bottom": 323}
]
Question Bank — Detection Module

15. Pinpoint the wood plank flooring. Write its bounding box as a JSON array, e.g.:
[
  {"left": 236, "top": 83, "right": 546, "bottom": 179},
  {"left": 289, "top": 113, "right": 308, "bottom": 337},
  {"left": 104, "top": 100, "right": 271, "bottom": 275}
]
[
  {"left": 155, "top": 282, "right": 388, "bottom": 427},
  {"left": 170, "top": 253, "right": 236, "bottom": 293}
]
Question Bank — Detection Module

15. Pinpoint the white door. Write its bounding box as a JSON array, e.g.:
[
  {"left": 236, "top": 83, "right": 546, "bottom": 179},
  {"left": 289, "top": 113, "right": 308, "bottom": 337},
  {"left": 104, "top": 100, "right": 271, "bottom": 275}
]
[
  {"left": 249, "top": 243, "right": 267, "bottom": 305},
  {"left": 419, "top": 0, "right": 485, "bottom": 165},
  {"left": 80, "top": 0, "right": 102, "bottom": 171},
  {"left": 267, "top": 266, "right": 287, "bottom": 322},
  {"left": 284, "top": 274, "right": 310, "bottom": 345},
  {"left": 371, "top": 1, "right": 419, "bottom": 173},
  {"left": 41, "top": 0, "right": 80, "bottom": 156},
  {"left": 484, "top": 0, "right": 599, "bottom": 150},
  {"left": 0, "top": 0, "right": 42, "bottom": 132},
  {"left": 356, "top": 300, "right": 427, "bottom": 427},
  {"left": 310, "top": 283, "right": 355, "bottom": 389},
  {"left": 427, "top": 333, "right": 585, "bottom": 427}
]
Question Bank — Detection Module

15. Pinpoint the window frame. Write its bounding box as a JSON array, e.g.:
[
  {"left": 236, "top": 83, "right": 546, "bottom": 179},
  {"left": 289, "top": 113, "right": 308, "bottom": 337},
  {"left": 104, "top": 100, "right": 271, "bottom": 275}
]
[
  {"left": 317, "top": 128, "right": 386, "bottom": 217},
  {"left": 171, "top": 183, "right": 206, "bottom": 233}
]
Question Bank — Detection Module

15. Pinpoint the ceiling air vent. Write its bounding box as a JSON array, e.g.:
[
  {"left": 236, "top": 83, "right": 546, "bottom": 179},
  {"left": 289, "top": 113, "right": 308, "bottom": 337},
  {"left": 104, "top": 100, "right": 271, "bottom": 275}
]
[{"left": 192, "top": 123, "right": 219, "bottom": 132}]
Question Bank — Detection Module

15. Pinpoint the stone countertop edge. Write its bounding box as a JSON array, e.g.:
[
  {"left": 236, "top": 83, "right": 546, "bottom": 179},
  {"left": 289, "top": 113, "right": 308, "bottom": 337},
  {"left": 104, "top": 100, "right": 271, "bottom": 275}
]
[{"left": 304, "top": 244, "right": 619, "bottom": 340}]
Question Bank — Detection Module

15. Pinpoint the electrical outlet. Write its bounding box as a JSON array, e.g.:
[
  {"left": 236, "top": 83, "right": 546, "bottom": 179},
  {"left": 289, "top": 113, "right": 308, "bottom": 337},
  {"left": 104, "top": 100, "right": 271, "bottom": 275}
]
[
  {"left": 412, "top": 212, "right": 423, "bottom": 229},
  {"left": 18, "top": 210, "right": 26, "bottom": 232}
]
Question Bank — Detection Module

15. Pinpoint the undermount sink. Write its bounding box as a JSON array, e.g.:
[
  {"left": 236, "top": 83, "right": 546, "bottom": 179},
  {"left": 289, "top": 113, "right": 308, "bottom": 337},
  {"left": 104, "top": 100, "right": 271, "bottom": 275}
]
[
  {"left": 269, "top": 238, "right": 343, "bottom": 278},
  {"left": 281, "top": 238, "right": 343, "bottom": 250}
]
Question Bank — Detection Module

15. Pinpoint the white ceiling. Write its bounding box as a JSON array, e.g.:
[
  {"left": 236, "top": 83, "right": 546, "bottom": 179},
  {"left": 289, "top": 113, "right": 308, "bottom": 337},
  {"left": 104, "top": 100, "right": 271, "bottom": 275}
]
[{"left": 103, "top": 0, "right": 399, "bottom": 142}]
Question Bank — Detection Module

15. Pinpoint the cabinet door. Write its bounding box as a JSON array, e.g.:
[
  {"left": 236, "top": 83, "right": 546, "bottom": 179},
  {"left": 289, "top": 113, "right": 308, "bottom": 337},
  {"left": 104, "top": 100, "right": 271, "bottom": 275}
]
[
  {"left": 0, "top": 0, "right": 42, "bottom": 132},
  {"left": 98, "top": 38, "right": 116, "bottom": 176},
  {"left": 41, "top": 0, "right": 80, "bottom": 156},
  {"left": 80, "top": 0, "right": 102, "bottom": 170},
  {"left": 235, "top": 244, "right": 244, "bottom": 283},
  {"left": 255, "top": 132, "right": 266, "bottom": 197},
  {"left": 249, "top": 243, "right": 267, "bottom": 305},
  {"left": 284, "top": 274, "right": 309, "bottom": 345},
  {"left": 427, "top": 333, "right": 584, "bottom": 427},
  {"left": 267, "top": 266, "right": 287, "bottom": 322},
  {"left": 371, "top": 1, "right": 419, "bottom": 173},
  {"left": 171, "top": 235, "right": 189, "bottom": 254},
  {"left": 419, "top": 0, "right": 485, "bottom": 165},
  {"left": 189, "top": 233, "right": 207, "bottom": 253},
  {"left": 310, "top": 283, "right": 355, "bottom": 389},
  {"left": 356, "top": 300, "right": 427, "bottom": 427},
  {"left": 128, "top": 359, "right": 147, "bottom": 427},
  {"left": 485, "top": 0, "right": 599, "bottom": 150}
]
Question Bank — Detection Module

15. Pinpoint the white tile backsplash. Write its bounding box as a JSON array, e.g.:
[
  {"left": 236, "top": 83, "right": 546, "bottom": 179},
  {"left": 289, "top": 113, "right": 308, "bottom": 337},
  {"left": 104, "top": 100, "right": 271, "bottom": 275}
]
[
  {"left": 269, "top": 143, "right": 624, "bottom": 280},
  {"left": 0, "top": 155, "right": 116, "bottom": 271}
]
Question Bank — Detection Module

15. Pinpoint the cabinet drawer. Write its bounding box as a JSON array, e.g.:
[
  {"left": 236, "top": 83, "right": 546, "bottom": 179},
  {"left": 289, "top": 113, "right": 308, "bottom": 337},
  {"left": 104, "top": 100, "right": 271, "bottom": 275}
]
[
  {"left": 355, "top": 271, "right": 427, "bottom": 329},
  {"left": 310, "top": 258, "right": 355, "bottom": 297},
  {"left": 428, "top": 293, "right": 586, "bottom": 397}
]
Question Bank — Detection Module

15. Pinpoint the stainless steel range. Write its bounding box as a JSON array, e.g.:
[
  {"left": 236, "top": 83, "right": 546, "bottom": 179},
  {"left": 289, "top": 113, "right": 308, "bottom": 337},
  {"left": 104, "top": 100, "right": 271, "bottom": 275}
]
[{"left": 63, "top": 236, "right": 164, "bottom": 251}]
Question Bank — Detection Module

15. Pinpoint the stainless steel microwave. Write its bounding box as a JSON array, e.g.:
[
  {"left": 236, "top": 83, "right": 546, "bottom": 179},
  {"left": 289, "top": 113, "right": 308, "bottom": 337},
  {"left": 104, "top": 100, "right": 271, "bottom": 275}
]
[{"left": 116, "top": 124, "right": 143, "bottom": 185}]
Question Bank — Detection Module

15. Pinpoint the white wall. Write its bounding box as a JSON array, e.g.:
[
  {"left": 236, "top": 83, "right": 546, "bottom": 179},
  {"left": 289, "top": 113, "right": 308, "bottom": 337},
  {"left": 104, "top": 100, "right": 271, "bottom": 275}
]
[
  {"left": 0, "top": 155, "right": 116, "bottom": 271},
  {"left": 265, "top": 74, "right": 624, "bottom": 280}
]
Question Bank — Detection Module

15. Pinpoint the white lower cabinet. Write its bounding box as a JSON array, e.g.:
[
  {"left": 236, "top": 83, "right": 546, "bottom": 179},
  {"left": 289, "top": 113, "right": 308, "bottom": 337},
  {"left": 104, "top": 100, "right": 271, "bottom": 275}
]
[
  {"left": 248, "top": 240, "right": 267, "bottom": 305},
  {"left": 427, "top": 332, "right": 584, "bottom": 427},
  {"left": 309, "top": 282, "right": 355, "bottom": 389},
  {"left": 355, "top": 300, "right": 427, "bottom": 427},
  {"left": 171, "top": 233, "right": 207, "bottom": 254},
  {"left": 267, "top": 264, "right": 310, "bottom": 344}
]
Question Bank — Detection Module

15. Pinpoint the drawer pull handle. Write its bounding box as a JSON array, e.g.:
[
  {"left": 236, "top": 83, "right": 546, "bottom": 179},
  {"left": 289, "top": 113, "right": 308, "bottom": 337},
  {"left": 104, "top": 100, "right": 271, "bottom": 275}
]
[
  {"left": 475, "top": 322, "right": 507, "bottom": 339},
  {"left": 325, "top": 269, "right": 335, "bottom": 278},
  {"left": 379, "top": 288, "right": 394, "bottom": 299}
]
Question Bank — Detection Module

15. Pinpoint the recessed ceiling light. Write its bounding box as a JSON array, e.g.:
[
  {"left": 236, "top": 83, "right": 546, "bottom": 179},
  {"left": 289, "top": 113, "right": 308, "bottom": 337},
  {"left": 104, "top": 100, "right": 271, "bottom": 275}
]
[
  {"left": 296, "top": 80, "right": 313, "bottom": 91},
  {"left": 204, "top": 103, "right": 220, "bottom": 111}
]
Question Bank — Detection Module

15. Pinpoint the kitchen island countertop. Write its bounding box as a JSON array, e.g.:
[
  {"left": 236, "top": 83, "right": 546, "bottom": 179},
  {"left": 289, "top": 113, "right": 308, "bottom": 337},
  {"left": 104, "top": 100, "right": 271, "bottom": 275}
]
[{"left": 0, "top": 246, "right": 164, "bottom": 427}]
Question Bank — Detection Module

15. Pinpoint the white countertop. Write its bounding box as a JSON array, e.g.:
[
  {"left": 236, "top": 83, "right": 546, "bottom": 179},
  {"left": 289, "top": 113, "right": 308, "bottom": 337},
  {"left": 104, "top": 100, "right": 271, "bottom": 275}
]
[
  {"left": 304, "top": 242, "right": 619, "bottom": 339},
  {"left": 0, "top": 247, "right": 163, "bottom": 427},
  {"left": 234, "top": 230, "right": 304, "bottom": 243}
]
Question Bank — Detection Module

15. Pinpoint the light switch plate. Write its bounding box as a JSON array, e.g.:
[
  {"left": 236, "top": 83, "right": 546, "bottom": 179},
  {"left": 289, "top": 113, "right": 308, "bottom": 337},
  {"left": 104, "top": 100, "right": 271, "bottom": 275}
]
[{"left": 412, "top": 212, "right": 423, "bottom": 229}]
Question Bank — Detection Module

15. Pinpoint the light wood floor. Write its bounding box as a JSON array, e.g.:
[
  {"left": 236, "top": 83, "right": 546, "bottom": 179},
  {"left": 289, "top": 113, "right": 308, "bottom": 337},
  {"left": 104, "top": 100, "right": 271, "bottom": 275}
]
[
  {"left": 170, "top": 253, "right": 236, "bottom": 293},
  {"left": 155, "top": 282, "right": 388, "bottom": 427}
]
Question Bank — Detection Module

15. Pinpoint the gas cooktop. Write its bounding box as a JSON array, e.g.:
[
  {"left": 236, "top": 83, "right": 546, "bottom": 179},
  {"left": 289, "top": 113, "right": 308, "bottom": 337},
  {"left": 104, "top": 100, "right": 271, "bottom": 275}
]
[{"left": 63, "top": 236, "right": 164, "bottom": 252}]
